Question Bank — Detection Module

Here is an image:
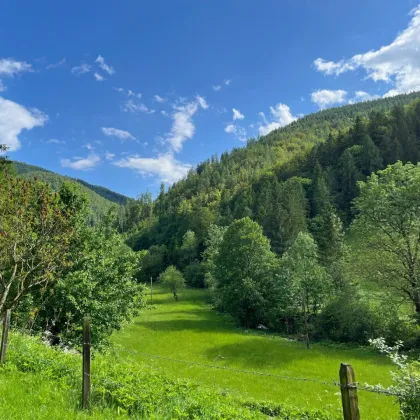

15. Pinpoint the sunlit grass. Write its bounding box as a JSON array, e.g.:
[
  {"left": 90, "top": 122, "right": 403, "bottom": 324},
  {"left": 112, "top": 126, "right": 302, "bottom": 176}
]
[
  {"left": 0, "top": 371, "right": 122, "bottom": 420},
  {"left": 112, "top": 287, "right": 399, "bottom": 420}
]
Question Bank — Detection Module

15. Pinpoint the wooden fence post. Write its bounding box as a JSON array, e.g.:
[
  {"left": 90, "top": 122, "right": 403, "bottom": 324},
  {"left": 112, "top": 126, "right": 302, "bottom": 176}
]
[
  {"left": 82, "top": 317, "right": 91, "bottom": 409},
  {"left": 0, "top": 309, "right": 11, "bottom": 364},
  {"left": 340, "top": 363, "right": 360, "bottom": 420}
]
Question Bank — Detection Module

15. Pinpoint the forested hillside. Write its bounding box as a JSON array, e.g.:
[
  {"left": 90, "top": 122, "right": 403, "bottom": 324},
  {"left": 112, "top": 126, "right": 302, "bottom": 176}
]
[
  {"left": 13, "top": 161, "right": 130, "bottom": 221},
  {"left": 119, "top": 91, "right": 420, "bottom": 352},
  {"left": 123, "top": 91, "right": 420, "bottom": 253}
]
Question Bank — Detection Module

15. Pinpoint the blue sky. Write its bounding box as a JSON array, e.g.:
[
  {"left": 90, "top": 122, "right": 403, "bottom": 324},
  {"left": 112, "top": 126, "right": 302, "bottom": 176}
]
[{"left": 1, "top": 0, "right": 419, "bottom": 197}]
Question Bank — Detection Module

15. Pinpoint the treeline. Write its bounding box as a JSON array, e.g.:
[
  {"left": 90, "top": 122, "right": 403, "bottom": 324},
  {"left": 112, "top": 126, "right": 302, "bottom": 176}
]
[
  {"left": 0, "top": 157, "right": 146, "bottom": 349},
  {"left": 13, "top": 161, "right": 130, "bottom": 223},
  {"left": 118, "top": 95, "right": 420, "bottom": 347}
]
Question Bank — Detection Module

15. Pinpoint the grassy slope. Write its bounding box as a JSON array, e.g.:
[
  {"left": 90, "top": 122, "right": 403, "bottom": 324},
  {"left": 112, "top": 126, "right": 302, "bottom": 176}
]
[{"left": 112, "top": 287, "right": 399, "bottom": 420}]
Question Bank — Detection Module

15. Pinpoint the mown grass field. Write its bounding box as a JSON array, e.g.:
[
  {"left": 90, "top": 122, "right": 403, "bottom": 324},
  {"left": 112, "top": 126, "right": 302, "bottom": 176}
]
[{"left": 112, "top": 287, "right": 399, "bottom": 420}]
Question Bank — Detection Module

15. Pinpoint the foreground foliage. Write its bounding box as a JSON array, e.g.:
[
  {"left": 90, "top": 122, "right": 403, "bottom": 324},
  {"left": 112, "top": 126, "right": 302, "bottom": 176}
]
[{"left": 1, "top": 332, "right": 339, "bottom": 419}]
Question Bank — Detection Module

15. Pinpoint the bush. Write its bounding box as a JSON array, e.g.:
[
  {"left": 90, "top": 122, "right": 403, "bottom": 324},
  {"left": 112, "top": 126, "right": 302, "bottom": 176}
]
[
  {"left": 183, "top": 261, "right": 206, "bottom": 288},
  {"left": 368, "top": 338, "right": 420, "bottom": 420},
  {"left": 314, "top": 292, "right": 380, "bottom": 344}
]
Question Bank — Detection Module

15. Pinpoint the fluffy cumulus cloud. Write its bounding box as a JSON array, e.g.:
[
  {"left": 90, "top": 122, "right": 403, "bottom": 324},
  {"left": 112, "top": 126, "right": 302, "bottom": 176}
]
[
  {"left": 258, "top": 103, "right": 297, "bottom": 135},
  {"left": 314, "top": 6, "right": 420, "bottom": 96},
  {"left": 94, "top": 72, "right": 105, "bottom": 82},
  {"left": 95, "top": 55, "right": 115, "bottom": 75},
  {"left": 166, "top": 96, "right": 208, "bottom": 152},
  {"left": 224, "top": 123, "right": 247, "bottom": 141},
  {"left": 0, "top": 58, "right": 32, "bottom": 76},
  {"left": 0, "top": 97, "right": 47, "bottom": 151},
  {"left": 114, "top": 153, "right": 191, "bottom": 184},
  {"left": 348, "top": 90, "right": 380, "bottom": 104},
  {"left": 212, "top": 85, "right": 222, "bottom": 92},
  {"left": 311, "top": 89, "right": 348, "bottom": 109},
  {"left": 61, "top": 154, "right": 100, "bottom": 170},
  {"left": 232, "top": 108, "right": 244, "bottom": 120},
  {"left": 101, "top": 127, "right": 135, "bottom": 141}
]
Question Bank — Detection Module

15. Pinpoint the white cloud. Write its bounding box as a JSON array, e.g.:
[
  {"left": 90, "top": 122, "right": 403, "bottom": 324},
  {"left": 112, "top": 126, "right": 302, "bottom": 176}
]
[
  {"left": 0, "top": 97, "right": 47, "bottom": 151},
  {"left": 311, "top": 89, "right": 348, "bottom": 109},
  {"left": 101, "top": 127, "right": 135, "bottom": 141},
  {"left": 94, "top": 72, "right": 105, "bottom": 82},
  {"left": 113, "top": 87, "right": 124, "bottom": 93},
  {"left": 46, "top": 138, "right": 65, "bottom": 144},
  {"left": 154, "top": 95, "right": 166, "bottom": 103},
  {"left": 196, "top": 95, "right": 209, "bottom": 109},
  {"left": 225, "top": 124, "right": 236, "bottom": 134},
  {"left": 258, "top": 103, "right": 297, "bottom": 135},
  {"left": 348, "top": 90, "right": 380, "bottom": 104},
  {"left": 122, "top": 99, "right": 154, "bottom": 114},
  {"left": 114, "top": 153, "right": 191, "bottom": 184},
  {"left": 212, "top": 85, "right": 222, "bottom": 91},
  {"left": 0, "top": 58, "right": 32, "bottom": 76},
  {"left": 95, "top": 55, "right": 115, "bottom": 75},
  {"left": 166, "top": 96, "right": 208, "bottom": 152},
  {"left": 224, "top": 124, "right": 247, "bottom": 142},
  {"left": 232, "top": 108, "right": 245, "bottom": 120},
  {"left": 0, "top": 81, "right": 5, "bottom": 92},
  {"left": 105, "top": 152, "right": 115, "bottom": 160},
  {"left": 46, "top": 58, "right": 66, "bottom": 70},
  {"left": 71, "top": 63, "right": 91, "bottom": 75},
  {"left": 314, "top": 6, "right": 420, "bottom": 96},
  {"left": 61, "top": 154, "right": 100, "bottom": 170},
  {"left": 161, "top": 110, "right": 169, "bottom": 117},
  {"left": 224, "top": 79, "right": 231, "bottom": 86}
]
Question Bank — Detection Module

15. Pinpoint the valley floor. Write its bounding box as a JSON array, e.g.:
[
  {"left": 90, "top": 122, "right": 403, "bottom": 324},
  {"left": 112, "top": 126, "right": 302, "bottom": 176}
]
[{"left": 112, "top": 287, "right": 399, "bottom": 420}]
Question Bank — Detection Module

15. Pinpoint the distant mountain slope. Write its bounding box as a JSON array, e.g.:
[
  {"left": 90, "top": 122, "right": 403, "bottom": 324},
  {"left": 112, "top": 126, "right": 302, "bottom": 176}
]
[
  {"left": 13, "top": 162, "right": 130, "bottom": 220},
  {"left": 13, "top": 162, "right": 129, "bottom": 205}
]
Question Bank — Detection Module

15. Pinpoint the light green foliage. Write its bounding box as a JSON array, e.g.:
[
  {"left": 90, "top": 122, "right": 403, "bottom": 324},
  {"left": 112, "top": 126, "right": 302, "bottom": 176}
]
[
  {"left": 368, "top": 338, "right": 420, "bottom": 420},
  {"left": 179, "top": 229, "right": 198, "bottom": 267},
  {"left": 0, "top": 176, "right": 83, "bottom": 316},
  {"left": 215, "top": 218, "right": 278, "bottom": 327},
  {"left": 39, "top": 228, "right": 145, "bottom": 348},
  {"left": 351, "top": 162, "right": 420, "bottom": 320},
  {"left": 159, "top": 265, "right": 186, "bottom": 300},
  {"left": 279, "top": 233, "right": 331, "bottom": 341}
]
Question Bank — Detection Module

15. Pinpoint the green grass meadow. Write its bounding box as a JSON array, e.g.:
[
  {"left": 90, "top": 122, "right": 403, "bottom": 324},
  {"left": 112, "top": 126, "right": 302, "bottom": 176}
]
[{"left": 112, "top": 287, "right": 399, "bottom": 420}]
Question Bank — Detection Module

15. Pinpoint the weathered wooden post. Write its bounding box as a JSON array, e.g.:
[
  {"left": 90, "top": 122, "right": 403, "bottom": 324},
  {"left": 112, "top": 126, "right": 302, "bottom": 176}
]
[
  {"left": 340, "top": 363, "right": 360, "bottom": 420},
  {"left": 82, "top": 317, "right": 91, "bottom": 409},
  {"left": 150, "top": 276, "right": 153, "bottom": 305},
  {"left": 0, "top": 309, "right": 11, "bottom": 364}
]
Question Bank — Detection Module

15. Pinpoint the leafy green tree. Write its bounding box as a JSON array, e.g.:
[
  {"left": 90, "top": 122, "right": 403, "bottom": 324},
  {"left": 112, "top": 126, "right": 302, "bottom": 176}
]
[
  {"left": 159, "top": 265, "right": 186, "bottom": 301},
  {"left": 0, "top": 176, "right": 84, "bottom": 316},
  {"left": 32, "top": 226, "right": 145, "bottom": 348},
  {"left": 179, "top": 230, "right": 198, "bottom": 267},
  {"left": 214, "top": 217, "right": 278, "bottom": 327},
  {"left": 280, "top": 232, "right": 331, "bottom": 347},
  {"left": 352, "top": 162, "right": 420, "bottom": 320}
]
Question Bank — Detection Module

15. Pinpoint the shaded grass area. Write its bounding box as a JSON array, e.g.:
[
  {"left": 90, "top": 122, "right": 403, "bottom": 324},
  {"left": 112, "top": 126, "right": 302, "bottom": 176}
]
[{"left": 112, "top": 287, "right": 399, "bottom": 420}]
